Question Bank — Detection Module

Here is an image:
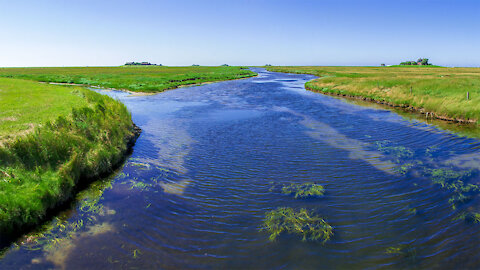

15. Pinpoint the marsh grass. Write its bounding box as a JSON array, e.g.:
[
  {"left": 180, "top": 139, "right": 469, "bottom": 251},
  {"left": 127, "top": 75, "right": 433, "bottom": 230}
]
[
  {"left": 0, "top": 66, "right": 256, "bottom": 93},
  {"left": 267, "top": 66, "right": 480, "bottom": 124},
  {"left": 281, "top": 182, "right": 325, "bottom": 199},
  {"left": 261, "top": 207, "right": 333, "bottom": 243},
  {"left": 0, "top": 87, "right": 136, "bottom": 233}
]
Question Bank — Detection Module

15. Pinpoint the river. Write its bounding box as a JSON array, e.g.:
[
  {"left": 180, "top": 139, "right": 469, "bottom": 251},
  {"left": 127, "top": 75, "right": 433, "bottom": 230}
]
[{"left": 1, "top": 68, "right": 479, "bottom": 269}]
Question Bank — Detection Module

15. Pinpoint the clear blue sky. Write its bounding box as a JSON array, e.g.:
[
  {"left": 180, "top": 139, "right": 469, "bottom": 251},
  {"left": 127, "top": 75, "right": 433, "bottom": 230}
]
[{"left": 1, "top": 0, "right": 479, "bottom": 67}]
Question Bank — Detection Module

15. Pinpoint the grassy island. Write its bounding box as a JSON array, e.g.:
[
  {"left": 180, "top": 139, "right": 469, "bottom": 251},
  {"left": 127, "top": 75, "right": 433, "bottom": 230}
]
[
  {"left": 0, "top": 66, "right": 256, "bottom": 93},
  {"left": 266, "top": 66, "right": 480, "bottom": 124}
]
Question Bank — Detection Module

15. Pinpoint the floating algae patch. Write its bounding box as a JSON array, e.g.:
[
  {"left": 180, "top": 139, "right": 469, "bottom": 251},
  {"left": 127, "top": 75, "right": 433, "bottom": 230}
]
[
  {"left": 374, "top": 140, "right": 414, "bottom": 162},
  {"left": 394, "top": 160, "right": 423, "bottom": 175},
  {"left": 127, "top": 179, "right": 152, "bottom": 192},
  {"left": 282, "top": 182, "right": 325, "bottom": 199},
  {"left": 422, "top": 168, "right": 479, "bottom": 210},
  {"left": 453, "top": 211, "right": 480, "bottom": 224},
  {"left": 261, "top": 207, "right": 333, "bottom": 243},
  {"left": 405, "top": 207, "right": 418, "bottom": 216},
  {"left": 385, "top": 244, "right": 417, "bottom": 260}
]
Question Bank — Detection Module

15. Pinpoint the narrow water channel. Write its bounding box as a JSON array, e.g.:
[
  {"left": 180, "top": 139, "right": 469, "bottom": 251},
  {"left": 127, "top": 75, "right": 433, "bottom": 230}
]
[{"left": 1, "top": 68, "right": 479, "bottom": 269}]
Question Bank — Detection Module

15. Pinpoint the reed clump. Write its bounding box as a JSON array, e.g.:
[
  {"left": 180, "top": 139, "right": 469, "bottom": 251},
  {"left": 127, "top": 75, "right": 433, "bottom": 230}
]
[{"left": 261, "top": 207, "right": 333, "bottom": 243}]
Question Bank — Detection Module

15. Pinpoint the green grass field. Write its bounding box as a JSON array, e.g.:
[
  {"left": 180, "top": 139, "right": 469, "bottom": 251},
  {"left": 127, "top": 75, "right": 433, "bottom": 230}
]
[
  {"left": 267, "top": 66, "right": 480, "bottom": 123},
  {"left": 0, "top": 78, "right": 88, "bottom": 142},
  {"left": 0, "top": 66, "right": 256, "bottom": 92}
]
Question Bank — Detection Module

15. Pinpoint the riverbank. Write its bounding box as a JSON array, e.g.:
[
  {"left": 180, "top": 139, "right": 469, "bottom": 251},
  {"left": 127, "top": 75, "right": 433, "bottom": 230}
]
[
  {"left": 0, "top": 66, "right": 257, "bottom": 93},
  {"left": 266, "top": 66, "right": 480, "bottom": 125},
  {"left": 0, "top": 78, "right": 140, "bottom": 234}
]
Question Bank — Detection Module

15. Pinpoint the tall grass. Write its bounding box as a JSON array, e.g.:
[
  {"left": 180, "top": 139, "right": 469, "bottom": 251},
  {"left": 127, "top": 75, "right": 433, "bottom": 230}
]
[
  {"left": 0, "top": 88, "right": 137, "bottom": 233},
  {"left": 267, "top": 66, "right": 480, "bottom": 123}
]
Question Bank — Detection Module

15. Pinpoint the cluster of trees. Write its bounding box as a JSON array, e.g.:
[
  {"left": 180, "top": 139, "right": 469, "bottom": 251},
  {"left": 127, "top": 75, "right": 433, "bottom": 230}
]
[
  {"left": 124, "top": 62, "right": 161, "bottom": 66},
  {"left": 400, "top": 58, "right": 431, "bottom": 66}
]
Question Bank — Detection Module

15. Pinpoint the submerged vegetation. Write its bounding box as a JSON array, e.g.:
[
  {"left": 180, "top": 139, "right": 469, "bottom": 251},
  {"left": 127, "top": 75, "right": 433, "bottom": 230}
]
[
  {"left": 267, "top": 66, "right": 480, "bottom": 125},
  {"left": 372, "top": 139, "right": 480, "bottom": 220},
  {"left": 261, "top": 207, "right": 333, "bottom": 243},
  {"left": 375, "top": 140, "right": 414, "bottom": 162},
  {"left": 0, "top": 66, "right": 256, "bottom": 93},
  {"left": 454, "top": 211, "right": 480, "bottom": 224},
  {"left": 385, "top": 244, "right": 417, "bottom": 260},
  {"left": 0, "top": 83, "right": 137, "bottom": 233},
  {"left": 282, "top": 182, "right": 325, "bottom": 198}
]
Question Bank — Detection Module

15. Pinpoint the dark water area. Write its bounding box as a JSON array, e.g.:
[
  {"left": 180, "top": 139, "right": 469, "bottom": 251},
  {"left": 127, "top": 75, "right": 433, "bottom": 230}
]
[{"left": 1, "top": 68, "right": 480, "bottom": 269}]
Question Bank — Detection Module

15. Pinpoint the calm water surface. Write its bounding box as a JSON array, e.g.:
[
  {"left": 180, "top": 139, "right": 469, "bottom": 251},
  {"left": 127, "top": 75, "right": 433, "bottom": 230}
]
[{"left": 1, "top": 68, "right": 479, "bottom": 269}]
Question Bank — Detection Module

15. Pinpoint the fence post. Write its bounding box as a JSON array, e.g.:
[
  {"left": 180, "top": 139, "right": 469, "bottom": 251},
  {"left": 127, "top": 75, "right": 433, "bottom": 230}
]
[{"left": 467, "top": 91, "right": 470, "bottom": 100}]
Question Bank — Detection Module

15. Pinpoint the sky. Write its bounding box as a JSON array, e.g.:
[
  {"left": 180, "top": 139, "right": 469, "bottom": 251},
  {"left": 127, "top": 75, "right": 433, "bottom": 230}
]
[{"left": 0, "top": 0, "right": 479, "bottom": 67}]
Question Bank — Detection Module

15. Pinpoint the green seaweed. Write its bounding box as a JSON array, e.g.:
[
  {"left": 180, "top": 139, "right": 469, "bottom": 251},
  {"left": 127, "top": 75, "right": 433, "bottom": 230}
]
[
  {"left": 375, "top": 140, "right": 414, "bottom": 162},
  {"left": 394, "top": 160, "right": 423, "bottom": 175},
  {"left": 385, "top": 244, "right": 417, "bottom": 260},
  {"left": 260, "top": 207, "right": 333, "bottom": 243},
  {"left": 424, "top": 168, "right": 473, "bottom": 188},
  {"left": 422, "top": 168, "right": 478, "bottom": 209},
  {"left": 281, "top": 182, "right": 325, "bottom": 199},
  {"left": 406, "top": 208, "right": 417, "bottom": 216},
  {"left": 453, "top": 211, "right": 480, "bottom": 224}
]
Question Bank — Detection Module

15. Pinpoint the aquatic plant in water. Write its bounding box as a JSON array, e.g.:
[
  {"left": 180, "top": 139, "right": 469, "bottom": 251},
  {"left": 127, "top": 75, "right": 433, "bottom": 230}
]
[
  {"left": 282, "top": 182, "right": 325, "bottom": 199},
  {"left": 453, "top": 211, "right": 480, "bottom": 224},
  {"left": 394, "top": 160, "right": 423, "bottom": 175},
  {"left": 375, "top": 140, "right": 414, "bottom": 162},
  {"left": 422, "top": 168, "right": 479, "bottom": 209},
  {"left": 261, "top": 207, "right": 333, "bottom": 243},
  {"left": 385, "top": 244, "right": 417, "bottom": 260},
  {"left": 17, "top": 179, "right": 114, "bottom": 254}
]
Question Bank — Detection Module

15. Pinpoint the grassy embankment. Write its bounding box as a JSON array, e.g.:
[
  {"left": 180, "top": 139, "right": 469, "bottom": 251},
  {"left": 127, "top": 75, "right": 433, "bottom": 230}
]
[
  {"left": 0, "top": 78, "right": 138, "bottom": 234},
  {"left": 267, "top": 66, "right": 480, "bottom": 124},
  {"left": 0, "top": 66, "right": 256, "bottom": 92}
]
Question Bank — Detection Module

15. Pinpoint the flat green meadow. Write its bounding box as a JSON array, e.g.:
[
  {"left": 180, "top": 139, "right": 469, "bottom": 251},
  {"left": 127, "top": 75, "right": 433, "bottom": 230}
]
[
  {"left": 0, "top": 78, "right": 87, "bottom": 142},
  {"left": 0, "top": 66, "right": 256, "bottom": 92}
]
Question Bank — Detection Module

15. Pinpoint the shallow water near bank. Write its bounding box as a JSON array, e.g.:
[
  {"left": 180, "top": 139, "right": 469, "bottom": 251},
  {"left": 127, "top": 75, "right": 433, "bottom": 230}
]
[{"left": 1, "top": 68, "right": 479, "bottom": 269}]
